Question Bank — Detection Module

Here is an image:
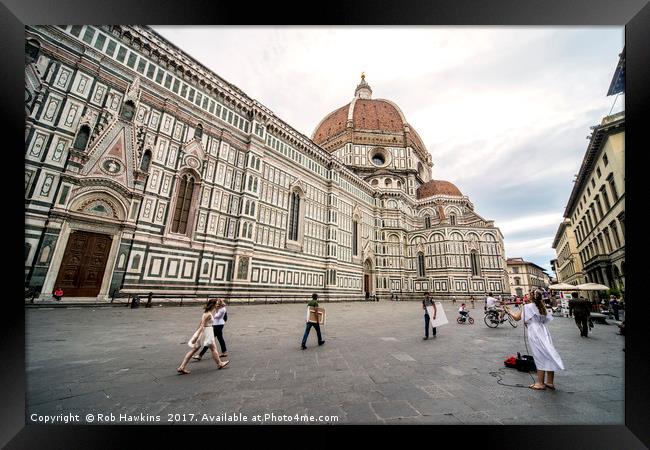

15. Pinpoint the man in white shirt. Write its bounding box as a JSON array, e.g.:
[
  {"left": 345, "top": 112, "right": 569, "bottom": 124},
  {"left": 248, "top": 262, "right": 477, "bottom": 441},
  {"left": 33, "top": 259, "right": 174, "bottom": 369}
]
[{"left": 485, "top": 292, "right": 505, "bottom": 322}]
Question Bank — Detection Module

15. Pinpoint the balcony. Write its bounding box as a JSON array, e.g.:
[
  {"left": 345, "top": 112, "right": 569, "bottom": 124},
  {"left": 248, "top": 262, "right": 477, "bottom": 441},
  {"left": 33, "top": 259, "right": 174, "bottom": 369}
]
[{"left": 583, "top": 254, "right": 611, "bottom": 269}]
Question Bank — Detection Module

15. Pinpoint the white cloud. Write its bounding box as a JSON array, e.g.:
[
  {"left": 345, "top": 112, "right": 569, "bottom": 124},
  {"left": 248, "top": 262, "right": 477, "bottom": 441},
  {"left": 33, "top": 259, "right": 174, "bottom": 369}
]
[
  {"left": 504, "top": 236, "right": 556, "bottom": 266},
  {"left": 498, "top": 213, "right": 564, "bottom": 236}
]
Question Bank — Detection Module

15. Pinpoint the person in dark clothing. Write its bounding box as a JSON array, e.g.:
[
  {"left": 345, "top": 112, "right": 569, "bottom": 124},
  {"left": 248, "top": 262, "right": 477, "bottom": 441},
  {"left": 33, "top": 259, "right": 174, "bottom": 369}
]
[
  {"left": 569, "top": 292, "right": 592, "bottom": 337},
  {"left": 422, "top": 292, "right": 437, "bottom": 340},
  {"left": 301, "top": 293, "right": 325, "bottom": 349},
  {"left": 609, "top": 296, "right": 620, "bottom": 321}
]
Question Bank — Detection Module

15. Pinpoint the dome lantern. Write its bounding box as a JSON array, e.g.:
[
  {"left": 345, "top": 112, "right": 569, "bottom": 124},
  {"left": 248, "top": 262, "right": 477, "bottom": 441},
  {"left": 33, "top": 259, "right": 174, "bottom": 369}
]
[{"left": 354, "top": 72, "right": 372, "bottom": 99}]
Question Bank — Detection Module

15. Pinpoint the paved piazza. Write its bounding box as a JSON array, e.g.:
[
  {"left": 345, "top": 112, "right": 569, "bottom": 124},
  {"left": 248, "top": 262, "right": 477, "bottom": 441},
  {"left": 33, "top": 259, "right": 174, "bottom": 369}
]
[{"left": 26, "top": 301, "right": 624, "bottom": 425}]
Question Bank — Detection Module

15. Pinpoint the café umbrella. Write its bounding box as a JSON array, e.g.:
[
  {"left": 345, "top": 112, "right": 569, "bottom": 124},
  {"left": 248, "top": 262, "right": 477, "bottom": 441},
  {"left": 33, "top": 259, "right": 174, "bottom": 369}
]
[
  {"left": 549, "top": 283, "right": 577, "bottom": 291},
  {"left": 575, "top": 283, "right": 610, "bottom": 291}
]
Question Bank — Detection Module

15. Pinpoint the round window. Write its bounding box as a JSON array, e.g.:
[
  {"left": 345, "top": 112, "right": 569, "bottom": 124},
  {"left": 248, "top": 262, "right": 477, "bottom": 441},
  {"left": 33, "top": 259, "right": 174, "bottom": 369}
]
[{"left": 372, "top": 153, "right": 385, "bottom": 166}]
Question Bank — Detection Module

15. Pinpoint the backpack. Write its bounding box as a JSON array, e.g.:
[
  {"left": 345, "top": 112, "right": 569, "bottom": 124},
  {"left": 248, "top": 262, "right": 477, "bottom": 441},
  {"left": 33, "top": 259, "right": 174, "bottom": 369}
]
[{"left": 504, "top": 355, "right": 517, "bottom": 369}]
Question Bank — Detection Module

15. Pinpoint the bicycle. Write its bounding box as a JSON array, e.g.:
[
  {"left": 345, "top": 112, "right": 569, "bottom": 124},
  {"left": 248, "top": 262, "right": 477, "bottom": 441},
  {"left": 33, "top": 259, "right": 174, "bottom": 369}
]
[
  {"left": 483, "top": 308, "right": 517, "bottom": 328},
  {"left": 456, "top": 312, "right": 474, "bottom": 325}
]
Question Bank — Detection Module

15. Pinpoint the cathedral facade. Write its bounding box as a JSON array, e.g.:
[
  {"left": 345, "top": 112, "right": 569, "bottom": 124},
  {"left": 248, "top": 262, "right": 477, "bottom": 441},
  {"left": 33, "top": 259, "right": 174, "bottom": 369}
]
[{"left": 25, "top": 25, "right": 510, "bottom": 301}]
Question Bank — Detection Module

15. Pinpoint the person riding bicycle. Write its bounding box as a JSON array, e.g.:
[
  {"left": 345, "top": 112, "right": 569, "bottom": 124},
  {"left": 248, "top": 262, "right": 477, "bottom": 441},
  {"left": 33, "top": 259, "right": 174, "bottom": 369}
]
[
  {"left": 458, "top": 303, "right": 469, "bottom": 319},
  {"left": 486, "top": 293, "right": 506, "bottom": 322}
]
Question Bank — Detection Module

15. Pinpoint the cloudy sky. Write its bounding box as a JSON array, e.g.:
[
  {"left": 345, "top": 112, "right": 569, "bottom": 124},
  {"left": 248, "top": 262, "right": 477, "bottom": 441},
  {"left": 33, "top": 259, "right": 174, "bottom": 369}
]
[{"left": 153, "top": 26, "right": 624, "bottom": 273}]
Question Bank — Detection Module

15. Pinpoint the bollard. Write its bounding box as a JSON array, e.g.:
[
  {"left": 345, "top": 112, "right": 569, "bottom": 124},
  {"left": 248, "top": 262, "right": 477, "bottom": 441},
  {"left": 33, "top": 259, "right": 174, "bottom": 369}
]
[{"left": 146, "top": 292, "right": 152, "bottom": 308}]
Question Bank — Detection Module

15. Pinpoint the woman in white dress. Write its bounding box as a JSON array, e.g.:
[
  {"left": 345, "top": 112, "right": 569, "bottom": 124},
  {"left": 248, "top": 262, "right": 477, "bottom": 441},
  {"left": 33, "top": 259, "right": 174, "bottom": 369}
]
[
  {"left": 177, "top": 299, "right": 229, "bottom": 374},
  {"left": 506, "top": 289, "right": 564, "bottom": 390}
]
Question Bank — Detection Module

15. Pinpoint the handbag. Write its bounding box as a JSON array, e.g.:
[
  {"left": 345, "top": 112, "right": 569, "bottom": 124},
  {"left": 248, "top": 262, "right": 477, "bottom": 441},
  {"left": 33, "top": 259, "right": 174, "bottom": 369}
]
[
  {"left": 504, "top": 355, "right": 517, "bottom": 369},
  {"left": 224, "top": 311, "right": 228, "bottom": 322}
]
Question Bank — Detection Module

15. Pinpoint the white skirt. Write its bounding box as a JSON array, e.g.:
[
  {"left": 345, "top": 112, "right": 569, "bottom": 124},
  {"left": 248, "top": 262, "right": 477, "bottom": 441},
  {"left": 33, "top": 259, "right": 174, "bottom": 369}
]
[
  {"left": 526, "top": 322, "right": 564, "bottom": 371},
  {"left": 201, "top": 326, "right": 215, "bottom": 347}
]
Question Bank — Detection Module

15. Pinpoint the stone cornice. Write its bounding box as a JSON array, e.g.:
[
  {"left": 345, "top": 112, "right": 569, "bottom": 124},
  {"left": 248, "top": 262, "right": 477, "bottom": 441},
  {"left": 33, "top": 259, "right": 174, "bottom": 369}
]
[{"left": 564, "top": 113, "right": 624, "bottom": 217}]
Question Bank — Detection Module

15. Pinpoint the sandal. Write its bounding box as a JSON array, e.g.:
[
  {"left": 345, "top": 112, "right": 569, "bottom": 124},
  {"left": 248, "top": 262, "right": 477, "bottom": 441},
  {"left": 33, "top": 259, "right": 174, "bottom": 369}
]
[
  {"left": 219, "top": 353, "right": 228, "bottom": 357},
  {"left": 218, "top": 360, "right": 230, "bottom": 370},
  {"left": 544, "top": 384, "right": 556, "bottom": 390},
  {"left": 529, "top": 384, "right": 546, "bottom": 390},
  {"left": 177, "top": 367, "right": 190, "bottom": 375},
  {"left": 192, "top": 355, "right": 202, "bottom": 361}
]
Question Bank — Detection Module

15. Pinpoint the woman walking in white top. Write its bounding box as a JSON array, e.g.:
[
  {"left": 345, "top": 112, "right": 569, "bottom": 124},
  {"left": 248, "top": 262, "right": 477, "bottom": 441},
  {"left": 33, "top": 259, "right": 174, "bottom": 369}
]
[
  {"left": 506, "top": 289, "right": 564, "bottom": 390},
  {"left": 177, "top": 299, "right": 229, "bottom": 374},
  {"left": 193, "top": 299, "right": 228, "bottom": 360}
]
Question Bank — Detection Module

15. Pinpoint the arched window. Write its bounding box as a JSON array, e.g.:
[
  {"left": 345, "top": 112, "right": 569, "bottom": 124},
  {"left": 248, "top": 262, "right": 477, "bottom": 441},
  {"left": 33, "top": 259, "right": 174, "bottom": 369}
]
[
  {"left": 250, "top": 202, "right": 255, "bottom": 217},
  {"left": 449, "top": 214, "right": 456, "bottom": 226},
  {"left": 171, "top": 174, "right": 195, "bottom": 234},
  {"left": 242, "top": 222, "right": 249, "bottom": 238},
  {"left": 514, "top": 277, "right": 521, "bottom": 286},
  {"left": 352, "top": 219, "right": 359, "bottom": 256},
  {"left": 385, "top": 178, "right": 392, "bottom": 188},
  {"left": 470, "top": 251, "right": 480, "bottom": 276},
  {"left": 120, "top": 100, "right": 136, "bottom": 121},
  {"left": 73, "top": 125, "right": 90, "bottom": 150},
  {"left": 194, "top": 123, "right": 203, "bottom": 140},
  {"left": 140, "top": 150, "right": 152, "bottom": 172},
  {"left": 417, "top": 252, "right": 426, "bottom": 277},
  {"left": 424, "top": 215, "right": 431, "bottom": 228},
  {"left": 288, "top": 192, "right": 301, "bottom": 241}
]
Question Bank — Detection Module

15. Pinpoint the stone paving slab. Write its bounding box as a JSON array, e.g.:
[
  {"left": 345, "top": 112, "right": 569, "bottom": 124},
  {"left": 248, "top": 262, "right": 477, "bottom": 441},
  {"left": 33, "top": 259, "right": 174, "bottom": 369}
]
[{"left": 25, "top": 301, "right": 624, "bottom": 425}]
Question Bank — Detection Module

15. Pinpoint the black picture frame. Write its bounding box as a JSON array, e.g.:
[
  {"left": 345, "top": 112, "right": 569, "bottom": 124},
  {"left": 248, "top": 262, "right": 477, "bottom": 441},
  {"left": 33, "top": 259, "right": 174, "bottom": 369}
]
[{"left": 4, "top": 0, "right": 649, "bottom": 447}]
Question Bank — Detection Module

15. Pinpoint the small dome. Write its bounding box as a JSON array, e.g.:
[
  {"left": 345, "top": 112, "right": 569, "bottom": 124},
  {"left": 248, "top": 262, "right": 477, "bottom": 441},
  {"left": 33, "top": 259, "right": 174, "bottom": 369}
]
[{"left": 417, "top": 180, "right": 463, "bottom": 199}]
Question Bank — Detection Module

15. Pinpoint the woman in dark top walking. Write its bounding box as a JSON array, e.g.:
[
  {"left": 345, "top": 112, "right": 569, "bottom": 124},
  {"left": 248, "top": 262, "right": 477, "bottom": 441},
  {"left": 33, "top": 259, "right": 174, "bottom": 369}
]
[{"left": 422, "top": 292, "right": 437, "bottom": 339}]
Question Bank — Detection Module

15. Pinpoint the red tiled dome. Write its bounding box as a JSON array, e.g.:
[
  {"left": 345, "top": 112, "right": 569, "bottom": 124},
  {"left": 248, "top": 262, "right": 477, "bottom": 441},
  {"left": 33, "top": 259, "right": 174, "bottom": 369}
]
[
  {"left": 311, "top": 77, "right": 427, "bottom": 154},
  {"left": 312, "top": 99, "right": 406, "bottom": 145},
  {"left": 312, "top": 103, "right": 351, "bottom": 144},
  {"left": 417, "top": 180, "right": 463, "bottom": 199},
  {"left": 352, "top": 99, "right": 404, "bottom": 133}
]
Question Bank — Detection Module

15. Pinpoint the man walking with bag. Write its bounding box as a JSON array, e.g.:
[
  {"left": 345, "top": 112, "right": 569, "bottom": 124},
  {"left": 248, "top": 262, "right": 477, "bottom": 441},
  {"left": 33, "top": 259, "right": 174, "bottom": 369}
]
[{"left": 301, "top": 293, "right": 325, "bottom": 350}]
